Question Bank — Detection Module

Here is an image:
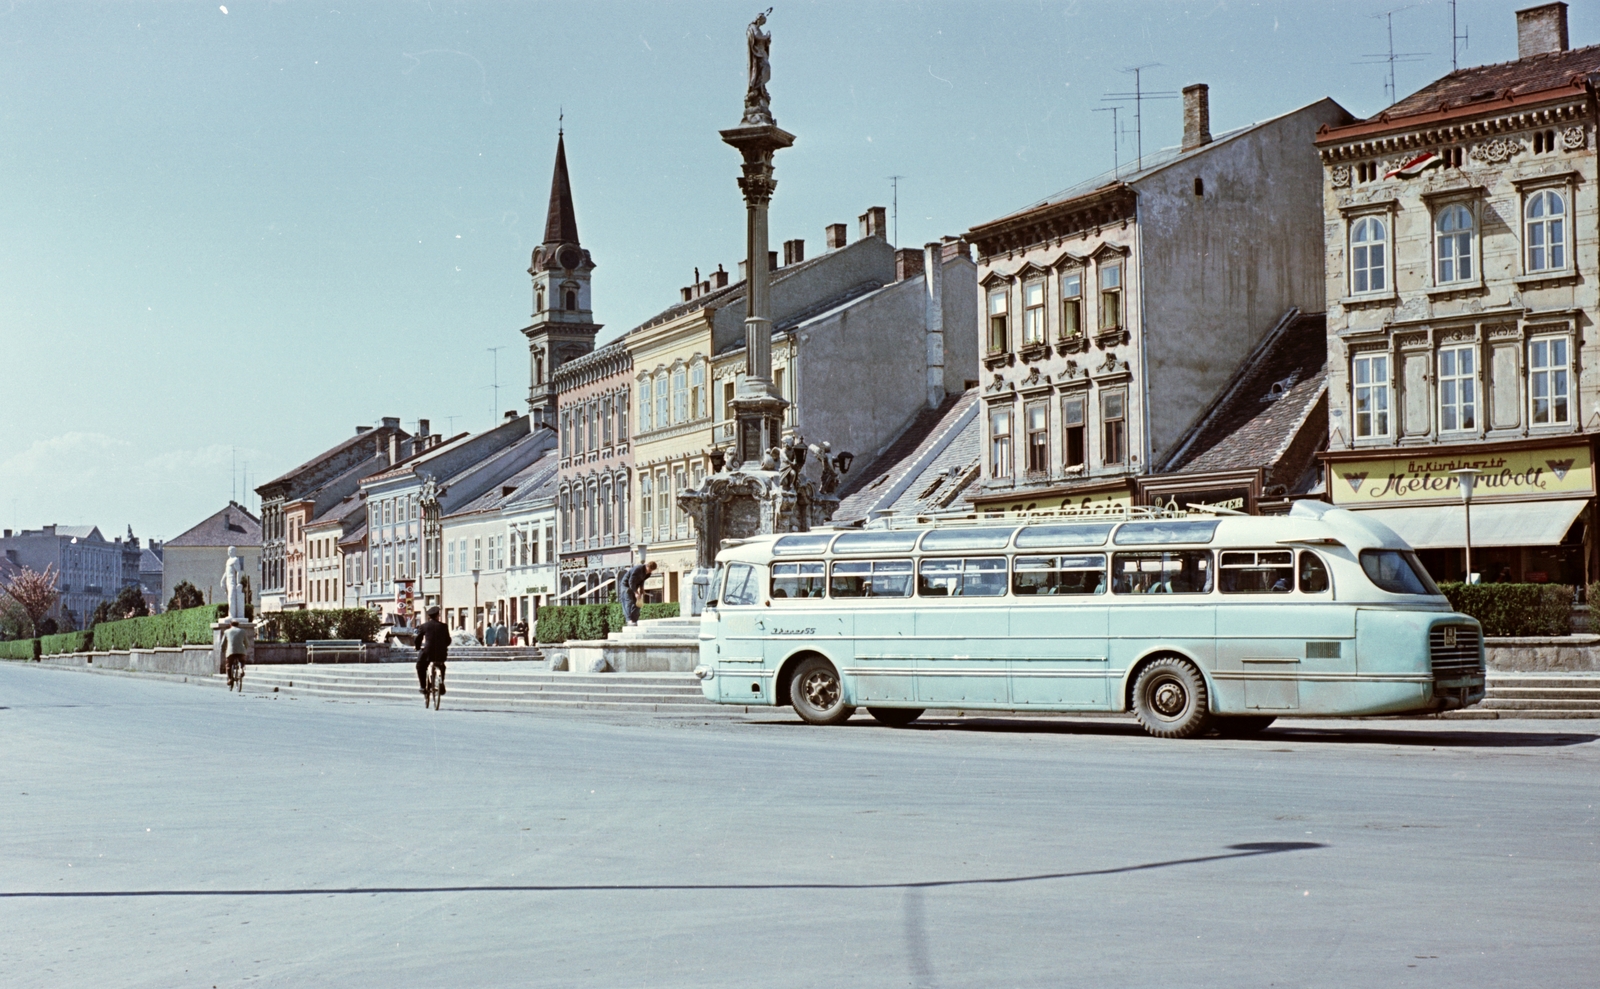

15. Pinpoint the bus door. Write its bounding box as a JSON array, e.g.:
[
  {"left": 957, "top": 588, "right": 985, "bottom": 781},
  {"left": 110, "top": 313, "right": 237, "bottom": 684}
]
[
  {"left": 1213, "top": 549, "right": 1350, "bottom": 713},
  {"left": 914, "top": 556, "right": 1010, "bottom": 706},
  {"left": 715, "top": 562, "right": 769, "bottom": 702},
  {"left": 1108, "top": 549, "right": 1217, "bottom": 685},
  {"left": 1009, "top": 553, "right": 1110, "bottom": 708},
  {"left": 830, "top": 558, "right": 917, "bottom": 704}
]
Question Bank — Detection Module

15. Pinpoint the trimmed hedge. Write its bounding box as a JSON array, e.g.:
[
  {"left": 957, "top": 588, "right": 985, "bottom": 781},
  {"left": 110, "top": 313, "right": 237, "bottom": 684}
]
[
  {"left": 92, "top": 605, "right": 223, "bottom": 651},
  {"left": 536, "top": 602, "right": 681, "bottom": 643},
  {"left": 40, "top": 630, "right": 94, "bottom": 656},
  {"left": 257, "top": 608, "right": 382, "bottom": 643},
  {"left": 0, "top": 638, "right": 38, "bottom": 660},
  {"left": 1438, "top": 582, "right": 1572, "bottom": 638}
]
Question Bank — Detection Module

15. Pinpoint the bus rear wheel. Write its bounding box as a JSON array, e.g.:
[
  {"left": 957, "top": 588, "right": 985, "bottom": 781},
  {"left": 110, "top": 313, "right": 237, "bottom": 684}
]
[
  {"left": 1213, "top": 715, "right": 1276, "bottom": 737},
  {"left": 790, "top": 657, "right": 855, "bottom": 726},
  {"left": 1132, "top": 658, "right": 1212, "bottom": 739},
  {"left": 868, "top": 707, "right": 924, "bottom": 727}
]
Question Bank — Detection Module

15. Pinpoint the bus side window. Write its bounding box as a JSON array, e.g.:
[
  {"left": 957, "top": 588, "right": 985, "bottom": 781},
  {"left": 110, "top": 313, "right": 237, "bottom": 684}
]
[
  {"left": 1012, "top": 554, "right": 1106, "bottom": 595},
  {"left": 1219, "top": 550, "right": 1294, "bottom": 593},
  {"left": 1298, "top": 551, "right": 1330, "bottom": 594},
  {"left": 1112, "top": 551, "right": 1212, "bottom": 594},
  {"left": 831, "top": 559, "right": 913, "bottom": 598},
  {"left": 723, "top": 563, "right": 760, "bottom": 606},
  {"left": 918, "top": 557, "right": 1007, "bottom": 597},
  {"left": 772, "top": 561, "right": 825, "bottom": 599}
]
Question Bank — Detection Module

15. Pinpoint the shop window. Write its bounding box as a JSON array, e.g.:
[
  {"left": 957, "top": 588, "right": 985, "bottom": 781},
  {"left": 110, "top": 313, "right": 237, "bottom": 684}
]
[
  {"left": 1438, "top": 345, "right": 1476, "bottom": 432},
  {"left": 1025, "top": 403, "right": 1049, "bottom": 473},
  {"left": 989, "top": 407, "right": 1013, "bottom": 478},
  {"left": 1060, "top": 272, "right": 1082, "bottom": 340},
  {"left": 1530, "top": 336, "right": 1570, "bottom": 425},
  {"left": 1434, "top": 204, "right": 1474, "bottom": 285},
  {"left": 1101, "top": 390, "right": 1126, "bottom": 466},
  {"left": 1099, "top": 264, "right": 1122, "bottom": 330},
  {"left": 1525, "top": 190, "right": 1567, "bottom": 273},
  {"left": 1350, "top": 216, "right": 1388, "bottom": 294},
  {"left": 1352, "top": 354, "right": 1390, "bottom": 438},
  {"left": 1022, "top": 282, "right": 1046, "bottom": 346},
  {"left": 987, "top": 289, "right": 1009, "bottom": 353}
]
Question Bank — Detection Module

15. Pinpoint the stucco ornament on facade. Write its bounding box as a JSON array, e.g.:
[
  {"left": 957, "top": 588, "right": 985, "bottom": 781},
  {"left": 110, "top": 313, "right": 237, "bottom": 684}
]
[
  {"left": 1330, "top": 165, "right": 1351, "bottom": 189},
  {"left": 1469, "top": 139, "right": 1524, "bottom": 165},
  {"left": 1562, "top": 125, "right": 1586, "bottom": 150}
]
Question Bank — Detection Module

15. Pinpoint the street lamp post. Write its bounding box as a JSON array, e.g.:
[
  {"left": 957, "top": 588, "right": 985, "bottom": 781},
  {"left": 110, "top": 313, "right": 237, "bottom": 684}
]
[
  {"left": 1450, "top": 468, "right": 1481, "bottom": 584},
  {"left": 472, "top": 568, "right": 481, "bottom": 640}
]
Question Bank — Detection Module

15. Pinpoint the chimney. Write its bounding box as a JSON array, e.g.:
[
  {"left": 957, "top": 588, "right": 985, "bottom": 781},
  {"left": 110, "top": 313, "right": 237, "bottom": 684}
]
[
  {"left": 737, "top": 253, "right": 777, "bottom": 281},
  {"left": 681, "top": 286, "right": 694, "bottom": 302},
  {"left": 710, "top": 264, "right": 729, "bottom": 289},
  {"left": 783, "top": 239, "right": 805, "bottom": 265},
  {"left": 417, "top": 419, "right": 430, "bottom": 438},
  {"left": 940, "top": 236, "right": 971, "bottom": 262},
  {"left": 895, "top": 247, "right": 925, "bottom": 282},
  {"left": 825, "top": 223, "right": 848, "bottom": 250},
  {"left": 355, "top": 425, "right": 372, "bottom": 434},
  {"left": 504, "top": 410, "right": 519, "bottom": 422},
  {"left": 3, "top": 529, "right": 10, "bottom": 538},
  {"left": 381, "top": 416, "right": 400, "bottom": 430},
  {"left": 859, "top": 206, "right": 888, "bottom": 241},
  {"left": 388, "top": 434, "right": 399, "bottom": 464},
  {"left": 1182, "top": 84, "right": 1212, "bottom": 152},
  {"left": 1516, "top": 3, "right": 1568, "bottom": 58},
  {"left": 922, "top": 242, "right": 945, "bottom": 410}
]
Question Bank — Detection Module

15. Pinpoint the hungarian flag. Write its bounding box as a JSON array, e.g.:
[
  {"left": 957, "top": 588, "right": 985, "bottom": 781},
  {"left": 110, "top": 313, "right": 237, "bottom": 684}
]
[{"left": 1384, "top": 152, "right": 1442, "bottom": 179}]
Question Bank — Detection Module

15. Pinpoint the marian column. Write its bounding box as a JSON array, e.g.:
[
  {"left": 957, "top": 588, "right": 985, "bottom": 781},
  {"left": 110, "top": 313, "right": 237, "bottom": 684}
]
[{"left": 720, "top": 10, "right": 794, "bottom": 466}]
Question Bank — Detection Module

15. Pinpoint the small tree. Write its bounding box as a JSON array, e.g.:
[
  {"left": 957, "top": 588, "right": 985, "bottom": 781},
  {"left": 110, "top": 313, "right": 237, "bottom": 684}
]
[
  {"left": 90, "top": 600, "right": 116, "bottom": 628},
  {"left": 0, "top": 597, "right": 29, "bottom": 640},
  {"left": 36, "top": 617, "right": 58, "bottom": 636},
  {"left": 167, "top": 580, "right": 205, "bottom": 612},
  {"left": 113, "top": 585, "right": 149, "bottom": 619},
  {"left": 0, "top": 564, "right": 61, "bottom": 638}
]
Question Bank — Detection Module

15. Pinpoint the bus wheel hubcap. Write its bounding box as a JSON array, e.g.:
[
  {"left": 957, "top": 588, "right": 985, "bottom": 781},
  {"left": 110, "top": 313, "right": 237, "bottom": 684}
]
[
  {"left": 803, "top": 672, "right": 840, "bottom": 710},
  {"left": 1152, "top": 680, "right": 1187, "bottom": 716}
]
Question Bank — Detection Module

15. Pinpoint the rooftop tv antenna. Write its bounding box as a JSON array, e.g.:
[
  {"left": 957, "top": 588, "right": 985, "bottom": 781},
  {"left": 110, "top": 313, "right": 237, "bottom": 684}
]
[
  {"left": 1357, "top": 7, "right": 1429, "bottom": 106},
  {"left": 1102, "top": 65, "right": 1177, "bottom": 172},
  {"left": 887, "top": 175, "right": 905, "bottom": 248},
  {"left": 1449, "top": 0, "right": 1469, "bottom": 72},
  {"left": 487, "top": 346, "right": 508, "bottom": 427},
  {"left": 1092, "top": 106, "right": 1122, "bottom": 177}
]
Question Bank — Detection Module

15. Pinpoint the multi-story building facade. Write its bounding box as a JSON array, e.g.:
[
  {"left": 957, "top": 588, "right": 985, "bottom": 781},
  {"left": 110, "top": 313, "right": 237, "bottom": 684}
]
[
  {"left": 304, "top": 494, "right": 364, "bottom": 609},
  {"left": 440, "top": 451, "right": 557, "bottom": 636},
  {"left": 0, "top": 524, "right": 126, "bottom": 628},
  {"left": 554, "top": 340, "right": 633, "bottom": 602},
  {"left": 965, "top": 86, "right": 1352, "bottom": 514},
  {"left": 160, "top": 503, "right": 262, "bottom": 614},
  {"left": 502, "top": 456, "right": 560, "bottom": 633},
  {"left": 255, "top": 418, "right": 409, "bottom": 612},
  {"left": 1316, "top": 2, "right": 1599, "bottom": 585}
]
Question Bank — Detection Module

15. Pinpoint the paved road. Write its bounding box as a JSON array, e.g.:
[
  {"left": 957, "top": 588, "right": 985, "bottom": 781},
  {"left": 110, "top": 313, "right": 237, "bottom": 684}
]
[{"left": 2, "top": 663, "right": 1596, "bottom": 989}]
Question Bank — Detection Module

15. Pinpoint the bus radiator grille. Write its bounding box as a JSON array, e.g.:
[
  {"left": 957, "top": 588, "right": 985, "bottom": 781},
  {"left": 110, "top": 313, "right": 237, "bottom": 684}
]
[{"left": 1429, "top": 625, "right": 1483, "bottom": 679}]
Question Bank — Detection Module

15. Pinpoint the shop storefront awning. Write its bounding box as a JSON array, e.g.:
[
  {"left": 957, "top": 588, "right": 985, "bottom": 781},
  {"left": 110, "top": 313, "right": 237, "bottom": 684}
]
[{"left": 1353, "top": 499, "right": 1588, "bottom": 549}]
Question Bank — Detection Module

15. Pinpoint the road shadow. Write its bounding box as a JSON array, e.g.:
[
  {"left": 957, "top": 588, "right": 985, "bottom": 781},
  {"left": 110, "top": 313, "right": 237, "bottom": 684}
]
[{"left": 1, "top": 842, "right": 1322, "bottom": 900}]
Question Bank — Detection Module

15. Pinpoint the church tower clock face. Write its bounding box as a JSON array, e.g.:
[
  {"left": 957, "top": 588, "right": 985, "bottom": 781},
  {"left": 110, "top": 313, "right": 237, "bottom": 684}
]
[{"left": 557, "top": 245, "right": 583, "bottom": 271}]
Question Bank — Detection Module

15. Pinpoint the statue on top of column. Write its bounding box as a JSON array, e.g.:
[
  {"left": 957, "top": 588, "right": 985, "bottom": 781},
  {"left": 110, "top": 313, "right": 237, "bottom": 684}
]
[{"left": 743, "top": 8, "right": 775, "bottom": 126}]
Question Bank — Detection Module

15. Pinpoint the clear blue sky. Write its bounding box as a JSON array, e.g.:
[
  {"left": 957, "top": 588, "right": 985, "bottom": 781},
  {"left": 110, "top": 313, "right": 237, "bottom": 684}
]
[{"left": 2, "top": 0, "right": 1588, "bottom": 541}]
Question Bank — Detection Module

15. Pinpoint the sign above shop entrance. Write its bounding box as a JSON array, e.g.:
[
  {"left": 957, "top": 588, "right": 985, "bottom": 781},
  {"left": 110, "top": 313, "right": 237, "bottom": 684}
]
[{"left": 1330, "top": 444, "right": 1594, "bottom": 506}]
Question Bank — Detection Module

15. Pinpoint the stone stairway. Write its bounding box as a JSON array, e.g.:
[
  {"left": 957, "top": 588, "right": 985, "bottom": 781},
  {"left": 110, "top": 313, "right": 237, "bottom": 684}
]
[
  {"left": 231, "top": 661, "right": 759, "bottom": 715},
  {"left": 551, "top": 616, "right": 704, "bottom": 673},
  {"left": 1443, "top": 673, "right": 1600, "bottom": 719}
]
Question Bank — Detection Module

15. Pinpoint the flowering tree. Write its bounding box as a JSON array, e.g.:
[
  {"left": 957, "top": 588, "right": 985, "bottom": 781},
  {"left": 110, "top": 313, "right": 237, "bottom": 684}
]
[{"left": 0, "top": 564, "right": 61, "bottom": 638}]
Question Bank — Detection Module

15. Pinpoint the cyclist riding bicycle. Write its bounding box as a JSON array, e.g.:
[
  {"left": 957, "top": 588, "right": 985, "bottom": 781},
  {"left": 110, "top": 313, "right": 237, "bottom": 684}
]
[{"left": 415, "top": 605, "right": 451, "bottom": 698}]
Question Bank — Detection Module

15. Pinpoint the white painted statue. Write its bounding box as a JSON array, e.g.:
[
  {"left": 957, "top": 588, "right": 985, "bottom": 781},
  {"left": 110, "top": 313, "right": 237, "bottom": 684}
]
[{"left": 221, "top": 545, "right": 246, "bottom": 622}]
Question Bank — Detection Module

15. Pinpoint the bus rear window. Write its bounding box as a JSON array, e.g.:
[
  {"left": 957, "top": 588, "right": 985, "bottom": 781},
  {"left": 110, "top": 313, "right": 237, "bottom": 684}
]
[
  {"left": 1360, "top": 550, "right": 1440, "bottom": 596},
  {"left": 1219, "top": 550, "right": 1293, "bottom": 593},
  {"left": 1013, "top": 554, "right": 1106, "bottom": 595},
  {"left": 771, "top": 562, "right": 825, "bottom": 599},
  {"left": 917, "top": 557, "right": 1007, "bottom": 597},
  {"left": 831, "top": 559, "right": 913, "bottom": 598},
  {"left": 1112, "top": 551, "right": 1213, "bottom": 594}
]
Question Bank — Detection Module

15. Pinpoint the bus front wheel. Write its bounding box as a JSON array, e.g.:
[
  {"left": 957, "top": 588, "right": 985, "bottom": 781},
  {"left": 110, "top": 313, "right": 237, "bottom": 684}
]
[
  {"left": 868, "top": 707, "right": 924, "bottom": 727},
  {"left": 790, "top": 657, "right": 855, "bottom": 726},
  {"left": 1132, "top": 658, "right": 1212, "bottom": 739}
]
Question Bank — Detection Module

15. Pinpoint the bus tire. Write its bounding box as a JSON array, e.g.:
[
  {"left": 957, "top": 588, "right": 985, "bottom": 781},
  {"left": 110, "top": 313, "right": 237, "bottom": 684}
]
[
  {"left": 868, "top": 707, "right": 924, "bottom": 727},
  {"left": 1213, "top": 715, "right": 1276, "bottom": 737},
  {"left": 1131, "top": 657, "right": 1212, "bottom": 739},
  {"left": 790, "top": 656, "right": 855, "bottom": 726}
]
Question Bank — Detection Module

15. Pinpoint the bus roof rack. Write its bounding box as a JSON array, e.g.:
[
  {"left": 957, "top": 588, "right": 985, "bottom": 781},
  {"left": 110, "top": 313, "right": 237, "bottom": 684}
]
[{"left": 857, "top": 504, "right": 1190, "bottom": 531}]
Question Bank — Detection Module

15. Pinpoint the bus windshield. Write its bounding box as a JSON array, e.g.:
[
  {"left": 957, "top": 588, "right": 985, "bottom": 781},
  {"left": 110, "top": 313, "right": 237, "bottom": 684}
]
[{"left": 1359, "top": 550, "right": 1440, "bottom": 595}]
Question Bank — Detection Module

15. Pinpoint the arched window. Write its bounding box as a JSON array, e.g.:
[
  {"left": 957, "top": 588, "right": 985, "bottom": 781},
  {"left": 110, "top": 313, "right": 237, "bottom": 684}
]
[
  {"left": 560, "top": 489, "right": 572, "bottom": 548},
  {"left": 536, "top": 287, "right": 544, "bottom": 313},
  {"left": 565, "top": 290, "right": 577, "bottom": 311},
  {"left": 586, "top": 483, "right": 598, "bottom": 546},
  {"left": 601, "top": 478, "right": 613, "bottom": 539},
  {"left": 1350, "top": 216, "right": 1387, "bottom": 294},
  {"left": 1435, "top": 204, "right": 1473, "bottom": 284},
  {"left": 1525, "top": 190, "right": 1566, "bottom": 272},
  {"left": 616, "top": 472, "right": 630, "bottom": 538}
]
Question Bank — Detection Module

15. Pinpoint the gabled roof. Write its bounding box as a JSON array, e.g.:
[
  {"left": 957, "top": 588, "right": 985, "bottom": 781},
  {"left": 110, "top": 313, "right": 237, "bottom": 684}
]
[
  {"left": 1160, "top": 312, "right": 1328, "bottom": 475},
  {"left": 164, "top": 502, "right": 262, "bottom": 548},
  {"left": 307, "top": 493, "right": 365, "bottom": 530},
  {"left": 628, "top": 248, "right": 839, "bottom": 337},
  {"left": 444, "top": 449, "right": 558, "bottom": 520},
  {"left": 502, "top": 450, "right": 561, "bottom": 509},
  {"left": 50, "top": 525, "right": 103, "bottom": 541},
  {"left": 259, "top": 427, "right": 396, "bottom": 491},
  {"left": 138, "top": 548, "right": 164, "bottom": 574},
  {"left": 834, "top": 390, "right": 980, "bottom": 523}
]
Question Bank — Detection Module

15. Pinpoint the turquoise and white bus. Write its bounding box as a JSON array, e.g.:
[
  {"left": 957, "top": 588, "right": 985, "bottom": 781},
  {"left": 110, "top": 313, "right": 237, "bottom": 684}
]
[{"left": 692, "top": 501, "right": 1485, "bottom": 738}]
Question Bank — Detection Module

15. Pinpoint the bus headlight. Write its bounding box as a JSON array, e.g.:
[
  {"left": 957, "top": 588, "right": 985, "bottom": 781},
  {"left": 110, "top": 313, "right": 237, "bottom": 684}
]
[{"left": 693, "top": 665, "right": 714, "bottom": 681}]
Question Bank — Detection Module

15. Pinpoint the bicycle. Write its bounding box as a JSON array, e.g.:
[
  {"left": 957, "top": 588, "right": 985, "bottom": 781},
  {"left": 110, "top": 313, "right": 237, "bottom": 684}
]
[
  {"left": 423, "top": 661, "right": 445, "bottom": 710},
  {"left": 226, "top": 656, "right": 246, "bottom": 693}
]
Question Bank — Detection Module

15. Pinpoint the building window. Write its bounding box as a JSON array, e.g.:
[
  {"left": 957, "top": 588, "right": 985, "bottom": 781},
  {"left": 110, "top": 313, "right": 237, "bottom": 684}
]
[
  {"left": 1060, "top": 272, "right": 1082, "bottom": 340},
  {"left": 639, "top": 379, "right": 653, "bottom": 432},
  {"left": 617, "top": 474, "right": 629, "bottom": 538},
  {"left": 587, "top": 401, "right": 598, "bottom": 451},
  {"left": 1532, "top": 129, "right": 1558, "bottom": 154},
  {"left": 1352, "top": 354, "right": 1390, "bottom": 438},
  {"left": 674, "top": 468, "right": 688, "bottom": 539},
  {"left": 640, "top": 474, "right": 653, "bottom": 540},
  {"left": 1101, "top": 390, "right": 1126, "bottom": 466},
  {"left": 1435, "top": 204, "right": 1474, "bottom": 284},
  {"left": 1438, "top": 345, "right": 1476, "bottom": 433},
  {"left": 1062, "top": 396, "right": 1086, "bottom": 469},
  {"left": 672, "top": 368, "right": 688, "bottom": 423},
  {"left": 1356, "top": 161, "right": 1378, "bottom": 183},
  {"left": 565, "top": 289, "right": 577, "bottom": 311},
  {"left": 561, "top": 411, "right": 571, "bottom": 456},
  {"left": 1025, "top": 403, "right": 1049, "bottom": 473},
  {"left": 1350, "top": 216, "right": 1387, "bottom": 294},
  {"left": 691, "top": 364, "right": 706, "bottom": 419},
  {"left": 575, "top": 406, "right": 587, "bottom": 455},
  {"left": 773, "top": 366, "right": 785, "bottom": 401},
  {"left": 656, "top": 374, "right": 670, "bottom": 427},
  {"left": 560, "top": 491, "right": 572, "bottom": 548},
  {"left": 601, "top": 396, "right": 613, "bottom": 446},
  {"left": 473, "top": 538, "right": 482, "bottom": 571},
  {"left": 1022, "top": 282, "right": 1045, "bottom": 346},
  {"left": 987, "top": 289, "right": 1009, "bottom": 353},
  {"left": 1098, "top": 264, "right": 1122, "bottom": 330},
  {"left": 383, "top": 500, "right": 392, "bottom": 526},
  {"left": 721, "top": 380, "right": 735, "bottom": 421},
  {"left": 544, "top": 525, "right": 554, "bottom": 563},
  {"left": 536, "top": 287, "right": 544, "bottom": 312},
  {"left": 1525, "top": 190, "right": 1566, "bottom": 273},
  {"left": 1530, "top": 337, "right": 1570, "bottom": 426},
  {"left": 447, "top": 540, "right": 456, "bottom": 575},
  {"left": 656, "top": 471, "right": 671, "bottom": 541},
  {"left": 601, "top": 479, "right": 613, "bottom": 538},
  {"left": 989, "top": 407, "right": 1013, "bottom": 478}
]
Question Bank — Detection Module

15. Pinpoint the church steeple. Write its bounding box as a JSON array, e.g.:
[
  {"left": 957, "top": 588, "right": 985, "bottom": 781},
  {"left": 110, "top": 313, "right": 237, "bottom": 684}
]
[{"left": 521, "top": 129, "right": 600, "bottom": 427}]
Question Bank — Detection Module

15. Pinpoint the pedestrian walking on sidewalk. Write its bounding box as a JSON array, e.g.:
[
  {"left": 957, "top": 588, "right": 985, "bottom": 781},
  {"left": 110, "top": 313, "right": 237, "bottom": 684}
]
[{"left": 622, "top": 560, "right": 657, "bottom": 625}]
